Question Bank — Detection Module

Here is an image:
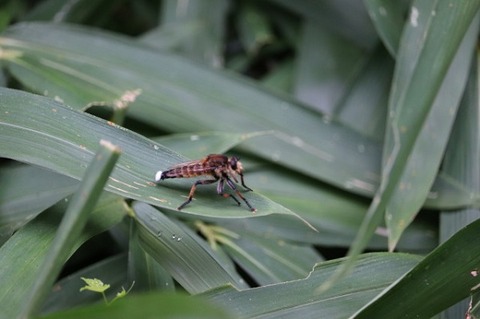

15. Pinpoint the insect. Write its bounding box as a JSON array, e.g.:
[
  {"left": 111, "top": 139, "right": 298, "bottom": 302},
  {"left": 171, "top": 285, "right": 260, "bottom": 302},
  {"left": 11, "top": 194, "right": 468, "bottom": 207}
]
[{"left": 154, "top": 154, "right": 256, "bottom": 212}]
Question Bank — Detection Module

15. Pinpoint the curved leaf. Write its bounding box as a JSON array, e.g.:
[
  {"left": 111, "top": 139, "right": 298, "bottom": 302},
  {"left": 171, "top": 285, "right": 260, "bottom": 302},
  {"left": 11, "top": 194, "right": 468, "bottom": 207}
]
[
  {"left": 154, "top": 135, "right": 438, "bottom": 251},
  {"left": 364, "top": 0, "right": 410, "bottom": 56},
  {"left": 219, "top": 230, "right": 322, "bottom": 285},
  {"left": 154, "top": 131, "right": 269, "bottom": 159},
  {"left": 41, "top": 292, "right": 232, "bottom": 319},
  {"left": 384, "top": 1, "right": 479, "bottom": 248},
  {"left": 203, "top": 253, "right": 421, "bottom": 319},
  {"left": 319, "top": 0, "right": 480, "bottom": 292},
  {"left": 128, "top": 225, "right": 175, "bottom": 293},
  {"left": 353, "top": 219, "right": 480, "bottom": 318},
  {"left": 268, "top": 0, "right": 377, "bottom": 49},
  {"left": 0, "top": 193, "right": 127, "bottom": 319},
  {"left": 438, "top": 45, "right": 480, "bottom": 317},
  {"left": 0, "top": 22, "right": 382, "bottom": 196},
  {"left": 0, "top": 87, "right": 296, "bottom": 219},
  {"left": 0, "top": 163, "right": 77, "bottom": 233},
  {"left": 132, "top": 201, "right": 247, "bottom": 293},
  {"left": 21, "top": 140, "right": 121, "bottom": 318},
  {"left": 0, "top": 22, "right": 473, "bottom": 212}
]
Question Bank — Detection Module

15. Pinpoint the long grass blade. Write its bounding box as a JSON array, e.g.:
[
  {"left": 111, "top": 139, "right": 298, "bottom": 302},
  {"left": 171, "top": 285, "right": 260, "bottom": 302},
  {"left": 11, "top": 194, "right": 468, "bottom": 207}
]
[{"left": 20, "top": 140, "right": 121, "bottom": 318}]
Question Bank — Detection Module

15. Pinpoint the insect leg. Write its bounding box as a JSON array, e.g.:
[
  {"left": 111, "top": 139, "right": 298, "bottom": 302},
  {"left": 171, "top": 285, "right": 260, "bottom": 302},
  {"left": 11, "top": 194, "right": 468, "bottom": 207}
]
[
  {"left": 225, "top": 177, "right": 256, "bottom": 212},
  {"left": 239, "top": 173, "right": 253, "bottom": 192},
  {"left": 217, "top": 178, "right": 241, "bottom": 206},
  {"left": 178, "top": 178, "right": 218, "bottom": 210}
]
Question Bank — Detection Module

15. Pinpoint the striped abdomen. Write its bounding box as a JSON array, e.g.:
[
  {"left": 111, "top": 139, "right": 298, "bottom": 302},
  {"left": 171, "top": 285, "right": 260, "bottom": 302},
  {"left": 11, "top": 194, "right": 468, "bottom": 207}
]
[{"left": 161, "top": 163, "right": 216, "bottom": 179}]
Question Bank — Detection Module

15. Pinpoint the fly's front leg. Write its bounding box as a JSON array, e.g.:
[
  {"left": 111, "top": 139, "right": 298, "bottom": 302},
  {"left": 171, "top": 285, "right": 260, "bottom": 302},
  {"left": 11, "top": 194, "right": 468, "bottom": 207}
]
[
  {"left": 217, "top": 178, "right": 241, "bottom": 206},
  {"left": 225, "top": 177, "right": 256, "bottom": 212},
  {"left": 239, "top": 173, "right": 253, "bottom": 192},
  {"left": 178, "top": 178, "right": 217, "bottom": 210}
]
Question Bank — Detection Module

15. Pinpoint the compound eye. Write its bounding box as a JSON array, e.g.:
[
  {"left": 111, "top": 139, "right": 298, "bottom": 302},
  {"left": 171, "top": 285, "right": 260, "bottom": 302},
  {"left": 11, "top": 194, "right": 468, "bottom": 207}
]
[{"left": 230, "top": 157, "right": 239, "bottom": 170}]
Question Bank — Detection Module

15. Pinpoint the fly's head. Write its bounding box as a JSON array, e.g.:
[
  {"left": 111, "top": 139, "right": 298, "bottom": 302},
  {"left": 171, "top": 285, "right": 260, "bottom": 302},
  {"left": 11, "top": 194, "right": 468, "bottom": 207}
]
[{"left": 228, "top": 156, "right": 244, "bottom": 182}]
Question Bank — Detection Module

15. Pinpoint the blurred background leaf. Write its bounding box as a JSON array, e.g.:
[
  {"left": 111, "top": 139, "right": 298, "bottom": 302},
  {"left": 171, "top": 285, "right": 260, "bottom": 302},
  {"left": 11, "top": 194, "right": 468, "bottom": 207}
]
[
  {"left": 0, "top": 22, "right": 383, "bottom": 196},
  {"left": 0, "top": 0, "right": 479, "bottom": 318}
]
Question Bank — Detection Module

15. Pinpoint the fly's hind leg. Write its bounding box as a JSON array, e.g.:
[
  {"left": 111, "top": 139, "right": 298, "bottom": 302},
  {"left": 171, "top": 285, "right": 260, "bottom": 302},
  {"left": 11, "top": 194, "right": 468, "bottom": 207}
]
[{"left": 178, "top": 178, "right": 218, "bottom": 210}]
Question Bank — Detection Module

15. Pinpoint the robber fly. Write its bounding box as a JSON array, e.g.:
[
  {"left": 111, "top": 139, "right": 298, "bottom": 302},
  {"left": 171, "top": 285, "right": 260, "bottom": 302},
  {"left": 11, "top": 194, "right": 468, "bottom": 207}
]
[{"left": 154, "top": 154, "right": 256, "bottom": 212}]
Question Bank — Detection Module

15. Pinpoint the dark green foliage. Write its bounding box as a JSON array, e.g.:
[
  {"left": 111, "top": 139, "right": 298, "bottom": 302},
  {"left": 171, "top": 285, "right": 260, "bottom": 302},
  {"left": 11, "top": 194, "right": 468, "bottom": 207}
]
[{"left": 0, "top": 1, "right": 479, "bottom": 318}]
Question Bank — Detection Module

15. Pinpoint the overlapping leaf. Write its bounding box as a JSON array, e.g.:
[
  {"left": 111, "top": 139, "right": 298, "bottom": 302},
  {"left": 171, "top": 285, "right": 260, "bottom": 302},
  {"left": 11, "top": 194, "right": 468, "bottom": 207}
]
[
  {"left": 354, "top": 218, "right": 480, "bottom": 318},
  {"left": 203, "top": 253, "right": 421, "bottom": 319},
  {"left": 0, "top": 163, "right": 77, "bottom": 234},
  {"left": 133, "top": 202, "right": 247, "bottom": 293},
  {"left": 382, "top": 1, "right": 479, "bottom": 248},
  {"left": 0, "top": 87, "right": 295, "bottom": 218},
  {"left": 0, "top": 193, "right": 127, "bottom": 319},
  {"left": 0, "top": 22, "right": 382, "bottom": 196}
]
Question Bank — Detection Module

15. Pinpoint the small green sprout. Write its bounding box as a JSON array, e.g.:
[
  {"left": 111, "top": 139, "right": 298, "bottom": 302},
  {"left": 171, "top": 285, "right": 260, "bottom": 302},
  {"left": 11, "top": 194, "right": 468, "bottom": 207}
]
[{"left": 80, "top": 277, "right": 134, "bottom": 305}]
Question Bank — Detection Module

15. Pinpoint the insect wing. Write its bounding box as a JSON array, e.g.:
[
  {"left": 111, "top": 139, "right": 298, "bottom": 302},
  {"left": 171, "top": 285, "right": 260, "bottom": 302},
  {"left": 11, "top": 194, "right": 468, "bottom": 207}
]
[
  {"left": 167, "top": 154, "right": 227, "bottom": 169},
  {"left": 164, "top": 155, "right": 222, "bottom": 178},
  {"left": 203, "top": 154, "right": 229, "bottom": 166},
  {"left": 168, "top": 159, "right": 204, "bottom": 169}
]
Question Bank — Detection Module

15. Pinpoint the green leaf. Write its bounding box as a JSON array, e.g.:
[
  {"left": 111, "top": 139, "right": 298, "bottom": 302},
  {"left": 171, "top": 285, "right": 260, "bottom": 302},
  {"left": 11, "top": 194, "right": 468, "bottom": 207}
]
[
  {"left": 261, "top": 59, "right": 295, "bottom": 93},
  {"left": 219, "top": 230, "right": 322, "bottom": 285},
  {"left": 219, "top": 209, "right": 437, "bottom": 255},
  {"left": 384, "top": 1, "right": 479, "bottom": 248},
  {"left": 128, "top": 221, "right": 175, "bottom": 292},
  {"left": 154, "top": 133, "right": 363, "bottom": 240},
  {"left": 269, "top": 0, "right": 377, "bottom": 48},
  {"left": 79, "top": 278, "right": 110, "bottom": 293},
  {"left": 293, "top": 18, "right": 365, "bottom": 114},
  {"left": 40, "top": 292, "right": 232, "bottom": 319},
  {"left": 471, "top": 291, "right": 480, "bottom": 318},
  {"left": 1, "top": 22, "right": 473, "bottom": 214},
  {"left": 0, "top": 87, "right": 295, "bottom": 219},
  {"left": 0, "top": 163, "right": 77, "bottom": 233},
  {"left": 236, "top": 2, "right": 274, "bottom": 54},
  {"left": 0, "top": 193, "right": 127, "bottom": 319},
  {"left": 336, "top": 45, "right": 392, "bottom": 139},
  {"left": 203, "top": 253, "right": 421, "bottom": 319},
  {"left": 353, "top": 219, "right": 480, "bottom": 318},
  {"left": 23, "top": 0, "right": 106, "bottom": 23},
  {"left": 156, "top": 133, "right": 437, "bottom": 251},
  {"left": 440, "top": 50, "right": 480, "bottom": 214},
  {"left": 42, "top": 254, "right": 128, "bottom": 315},
  {"left": 425, "top": 172, "right": 480, "bottom": 209},
  {"left": 319, "top": 0, "right": 480, "bottom": 292},
  {"left": 364, "top": 0, "right": 410, "bottom": 56},
  {"left": 152, "top": 131, "right": 366, "bottom": 243},
  {"left": 0, "top": 22, "right": 382, "bottom": 197},
  {"left": 133, "top": 201, "right": 248, "bottom": 293},
  {"left": 20, "top": 140, "right": 121, "bottom": 317},
  {"left": 159, "top": 0, "right": 228, "bottom": 65},
  {"left": 438, "top": 45, "right": 480, "bottom": 317},
  {"left": 153, "top": 131, "right": 269, "bottom": 159}
]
